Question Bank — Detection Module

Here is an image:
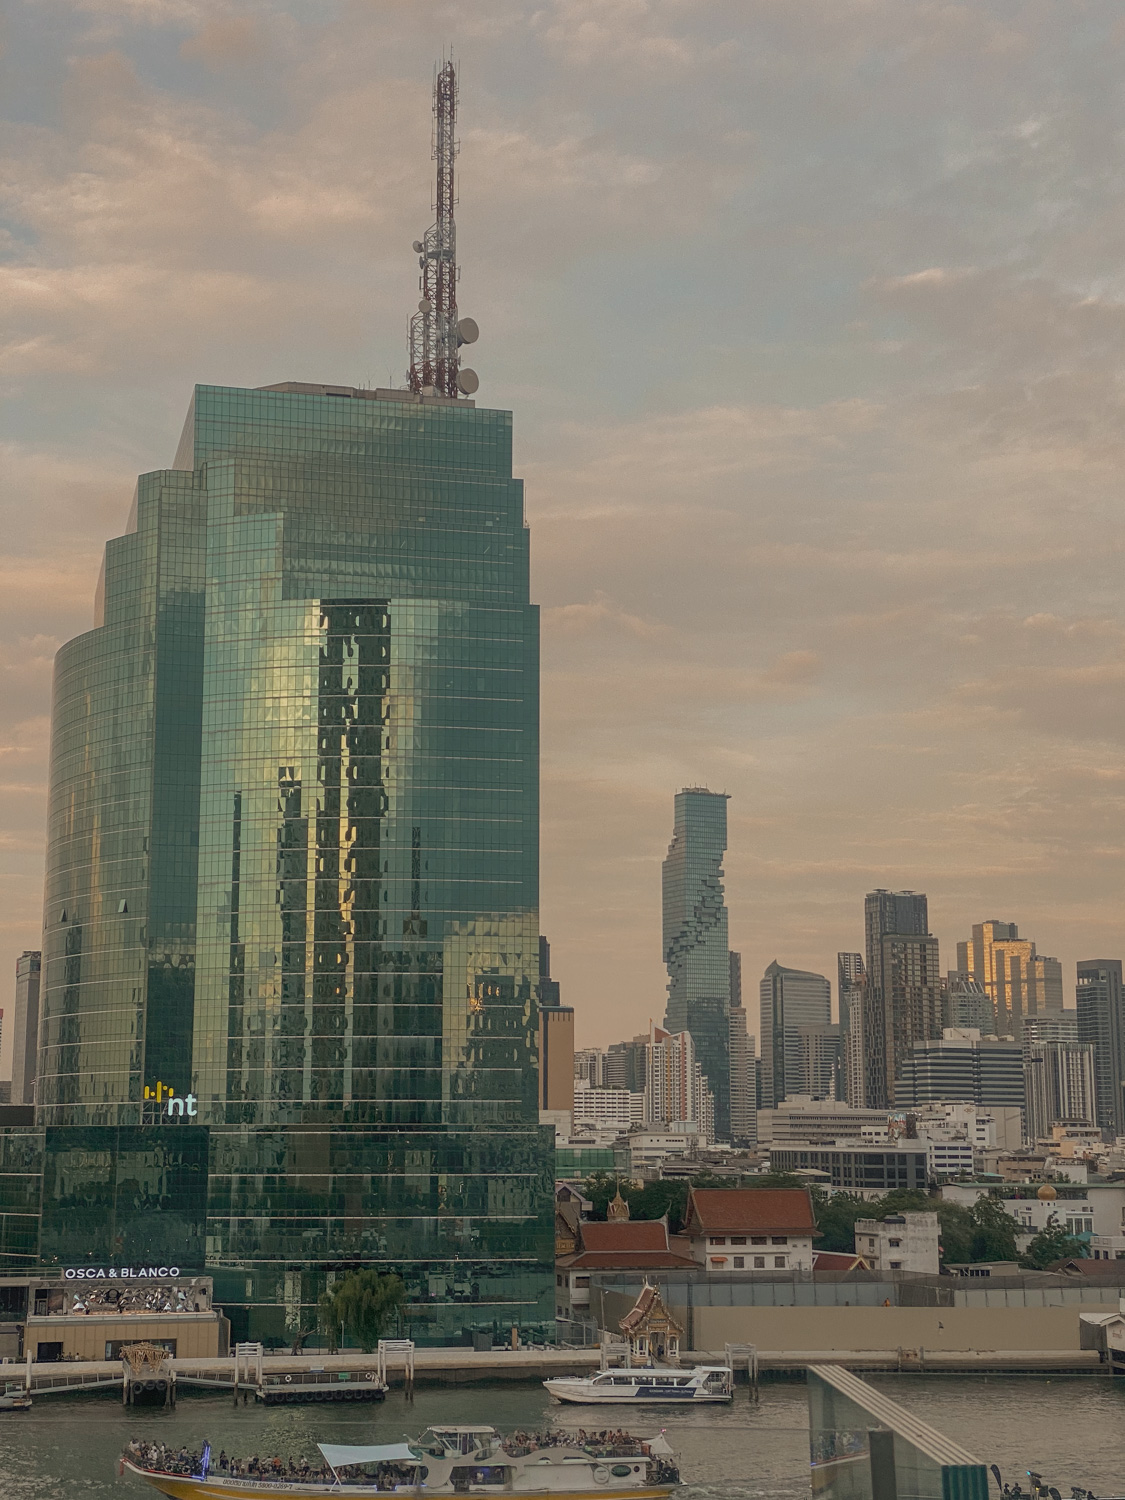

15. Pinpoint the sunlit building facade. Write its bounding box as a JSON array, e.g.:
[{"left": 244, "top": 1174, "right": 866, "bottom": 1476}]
[{"left": 0, "top": 382, "right": 554, "bottom": 1341}]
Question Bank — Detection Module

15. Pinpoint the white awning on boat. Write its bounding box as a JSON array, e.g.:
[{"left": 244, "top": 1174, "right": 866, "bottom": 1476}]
[{"left": 318, "top": 1444, "right": 419, "bottom": 1469}]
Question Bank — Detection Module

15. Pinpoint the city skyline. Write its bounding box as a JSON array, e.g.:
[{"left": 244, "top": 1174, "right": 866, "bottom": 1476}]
[{"left": 4, "top": 7, "right": 1125, "bottom": 1055}]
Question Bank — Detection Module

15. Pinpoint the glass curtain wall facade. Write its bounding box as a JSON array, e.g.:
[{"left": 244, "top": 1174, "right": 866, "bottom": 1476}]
[
  {"left": 5, "top": 383, "right": 553, "bottom": 1342},
  {"left": 662, "top": 788, "right": 731, "bottom": 1139}
]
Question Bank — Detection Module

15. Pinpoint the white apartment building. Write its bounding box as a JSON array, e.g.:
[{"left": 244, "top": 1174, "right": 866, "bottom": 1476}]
[
  {"left": 572, "top": 1079, "right": 644, "bottom": 1129},
  {"left": 853, "top": 1212, "right": 940, "bottom": 1274}
]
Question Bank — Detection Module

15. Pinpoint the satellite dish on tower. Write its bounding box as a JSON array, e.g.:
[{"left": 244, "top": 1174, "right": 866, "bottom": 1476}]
[
  {"left": 457, "top": 368, "right": 479, "bottom": 395},
  {"left": 418, "top": 299, "right": 432, "bottom": 314},
  {"left": 412, "top": 241, "right": 424, "bottom": 253},
  {"left": 456, "top": 317, "right": 479, "bottom": 346}
]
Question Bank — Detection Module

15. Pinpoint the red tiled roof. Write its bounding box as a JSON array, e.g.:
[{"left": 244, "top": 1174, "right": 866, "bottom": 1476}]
[
  {"left": 559, "top": 1217, "right": 699, "bottom": 1271},
  {"left": 813, "top": 1251, "right": 869, "bottom": 1271},
  {"left": 578, "top": 1221, "right": 670, "bottom": 1253},
  {"left": 560, "top": 1249, "right": 699, "bottom": 1271},
  {"left": 684, "top": 1187, "right": 816, "bottom": 1236}
]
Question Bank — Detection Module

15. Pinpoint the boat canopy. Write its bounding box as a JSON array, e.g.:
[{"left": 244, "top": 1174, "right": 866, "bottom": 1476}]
[{"left": 317, "top": 1444, "right": 419, "bottom": 1469}]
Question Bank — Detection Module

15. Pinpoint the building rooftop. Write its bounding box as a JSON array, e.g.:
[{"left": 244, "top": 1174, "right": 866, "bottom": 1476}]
[{"left": 683, "top": 1186, "right": 817, "bottom": 1236}]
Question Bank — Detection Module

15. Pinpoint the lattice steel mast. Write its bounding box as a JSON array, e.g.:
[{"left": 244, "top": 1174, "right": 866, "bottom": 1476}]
[{"left": 408, "top": 60, "right": 478, "bottom": 397}]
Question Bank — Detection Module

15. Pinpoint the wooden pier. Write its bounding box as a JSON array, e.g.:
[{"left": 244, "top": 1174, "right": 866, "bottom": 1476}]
[{"left": 0, "top": 1341, "right": 1104, "bottom": 1405}]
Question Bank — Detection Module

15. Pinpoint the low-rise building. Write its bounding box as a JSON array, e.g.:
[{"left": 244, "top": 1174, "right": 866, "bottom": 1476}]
[
  {"left": 572, "top": 1079, "right": 644, "bottom": 1129},
  {"left": 555, "top": 1219, "right": 697, "bottom": 1325},
  {"left": 853, "top": 1212, "right": 940, "bottom": 1274},
  {"left": 681, "top": 1186, "right": 816, "bottom": 1274},
  {"left": 770, "top": 1144, "right": 929, "bottom": 1196},
  {"left": 756, "top": 1098, "right": 889, "bottom": 1145}
]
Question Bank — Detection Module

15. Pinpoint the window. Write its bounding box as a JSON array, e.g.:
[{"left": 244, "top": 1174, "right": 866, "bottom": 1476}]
[
  {"left": 751, "top": 1235, "right": 766, "bottom": 1245},
  {"left": 574, "top": 1276, "right": 590, "bottom": 1289},
  {"left": 710, "top": 1236, "right": 727, "bottom": 1245},
  {"left": 888, "top": 1239, "right": 901, "bottom": 1247},
  {"left": 889, "top": 1261, "right": 902, "bottom": 1269},
  {"left": 771, "top": 1236, "right": 787, "bottom": 1245},
  {"left": 710, "top": 1257, "right": 727, "bottom": 1268},
  {"left": 730, "top": 1236, "right": 747, "bottom": 1245},
  {"left": 556, "top": 1275, "right": 562, "bottom": 1287},
  {"left": 753, "top": 1257, "right": 765, "bottom": 1269},
  {"left": 774, "top": 1256, "right": 786, "bottom": 1268},
  {"left": 733, "top": 1256, "right": 744, "bottom": 1269}
]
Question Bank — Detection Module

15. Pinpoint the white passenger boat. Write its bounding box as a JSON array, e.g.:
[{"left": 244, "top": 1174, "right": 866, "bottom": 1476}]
[
  {"left": 543, "top": 1365, "right": 733, "bottom": 1405},
  {"left": 122, "top": 1423, "right": 681, "bottom": 1499},
  {"left": 0, "top": 1380, "right": 30, "bottom": 1411}
]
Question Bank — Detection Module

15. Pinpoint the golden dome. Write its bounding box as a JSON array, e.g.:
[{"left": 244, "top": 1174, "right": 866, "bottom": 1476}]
[{"left": 1037, "top": 1183, "right": 1057, "bottom": 1201}]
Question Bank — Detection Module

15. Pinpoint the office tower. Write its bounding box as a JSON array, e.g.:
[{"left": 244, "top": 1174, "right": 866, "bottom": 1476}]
[
  {"left": 898, "top": 1031, "right": 1024, "bottom": 1114},
  {"left": 643, "top": 1024, "right": 715, "bottom": 1143},
  {"left": 573, "top": 1048, "right": 605, "bottom": 1086},
  {"left": 1076, "top": 960, "right": 1125, "bottom": 1136},
  {"left": 1023, "top": 1014, "right": 1097, "bottom": 1140},
  {"left": 943, "top": 972, "right": 995, "bottom": 1034},
  {"left": 729, "top": 951, "right": 742, "bottom": 1008},
  {"left": 864, "top": 891, "right": 939, "bottom": 1106},
  {"left": 728, "top": 1002, "right": 757, "bottom": 1146},
  {"left": 797, "top": 1023, "right": 843, "bottom": 1100},
  {"left": 14, "top": 372, "right": 554, "bottom": 1338},
  {"left": 662, "top": 788, "right": 732, "bottom": 1138},
  {"left": 537, "top": 939, "right": 573, "bottom": 1114},
  {"left": 604, "top": 1034, "right": 647, "bottom": 1092},
  {"left": 957, "top": 921, "right": 1062, "bottom": 1034},
  {"left": 758, "top": 961, "right": 831, "bottom": 1106},
  {"left": 10, "top": 952, "right": 41, "bottom": 1107},
  {"left": 538, "top": 936, "right": 561, "bottom": 1008}
]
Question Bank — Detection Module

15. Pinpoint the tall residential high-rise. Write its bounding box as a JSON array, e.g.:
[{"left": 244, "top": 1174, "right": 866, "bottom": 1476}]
[
  {"left": 728, "top": 1001, "right": 757, "bottom": 1146},
  {"left": 759, "top": 961, "right": 831, "bottom": 1106},
  {"left": 662, "top": 788, "right": 732, "bottom": 1138},
  {"left": 1076, "top": 960, "right": 1125, "bottom": 1137},
  {"left": 643, "top": 1024, "right": 715, "bottom": 1143},
  {"left": 838, "top": 952, "right": 878, "bottom": 1106},
  {"left": 864, "top": 891, "right": 939, "bottom": 1106},
  {"left": 956, "top": 921, "right": 1063, "bottom": 1034},
  {"left": 1023, "top": 1013, "right": 1097, "bottom": 1140},
  {"left": 0, "top": 71, "right": 561, "bottom": 1333},
  {"left": 10, "top": 952, "right": 41, "bottom": 1107}
]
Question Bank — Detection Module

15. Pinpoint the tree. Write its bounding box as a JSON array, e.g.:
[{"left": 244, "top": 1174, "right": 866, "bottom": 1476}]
[
  {"left": 1021, "top": 1213, "right": 1085, "bottom": 1270},
  {"left": 318, "top": 1270, "right": 405, "bottom": 1353},
  {"left": 812, "top": 1192, "right": 870, "bottom": 1253},
  {"left": 968, "top": 1194, "right": 1021, "bottom": 1263}
]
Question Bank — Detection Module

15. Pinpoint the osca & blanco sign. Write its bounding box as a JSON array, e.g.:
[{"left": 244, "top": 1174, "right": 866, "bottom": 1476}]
[{"left": 64, "top": 1266, "right": 181, "bottom": 1280}]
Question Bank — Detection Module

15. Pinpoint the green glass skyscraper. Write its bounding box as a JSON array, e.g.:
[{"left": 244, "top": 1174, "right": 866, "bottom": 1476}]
[
  {"left": 0, "top": 379, "right": 553, "bottom": 1342},
  {"left": 662, "top": 787, "right": 732, "bottom": 1139}
]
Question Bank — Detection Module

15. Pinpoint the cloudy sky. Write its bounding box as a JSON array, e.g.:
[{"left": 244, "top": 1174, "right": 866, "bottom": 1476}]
[{"left": 3, "top": 1, "right": 1125, "bottom": 1051}]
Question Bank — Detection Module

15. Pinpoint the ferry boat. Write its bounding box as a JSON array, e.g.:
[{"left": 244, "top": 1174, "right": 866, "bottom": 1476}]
[
  {"left": 122, "top": 1423, "right": 680, "bottom": 1500},
  {"left": 543, "top": 1365, "right": 733, "bottom": 1405},
  {"left": 0, "top": 1380, "right": 30, "bottom": 1411}
]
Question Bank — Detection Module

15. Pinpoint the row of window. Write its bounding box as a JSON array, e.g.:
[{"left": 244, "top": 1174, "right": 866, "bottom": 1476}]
[{"left": 708, "top": 1234, "right": 789, "bottom": 1245}]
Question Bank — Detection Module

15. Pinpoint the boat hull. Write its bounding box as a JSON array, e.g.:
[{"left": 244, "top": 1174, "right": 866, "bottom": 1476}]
[
  {"left": 545, "top": 1385, "right": 730, "bottom": 1406},
  {"left": 125, "top": 1462, "right": 676, "bottom": 1500}
]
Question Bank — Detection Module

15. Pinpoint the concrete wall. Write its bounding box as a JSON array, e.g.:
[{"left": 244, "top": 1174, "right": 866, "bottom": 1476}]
[{"left": 597, "top": 1288, "right": 1116, "bottom": 1353}]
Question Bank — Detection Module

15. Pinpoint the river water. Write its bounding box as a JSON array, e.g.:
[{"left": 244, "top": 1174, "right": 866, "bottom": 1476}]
[{"left": 1, "top": 1373, "right": 1122, "bottom": 1500}]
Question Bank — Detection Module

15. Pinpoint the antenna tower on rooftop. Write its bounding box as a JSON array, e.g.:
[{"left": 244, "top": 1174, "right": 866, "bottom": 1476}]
[{"left": 408, "top": 59, "right": 479, "bottom": 398}]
